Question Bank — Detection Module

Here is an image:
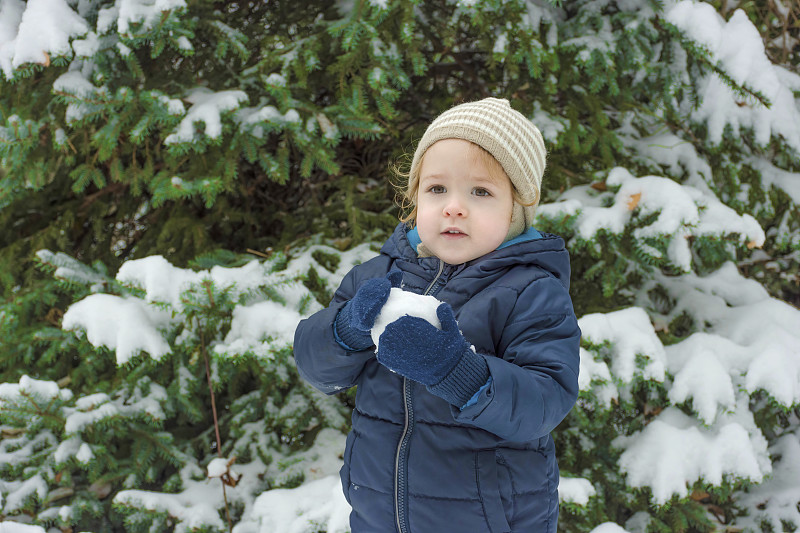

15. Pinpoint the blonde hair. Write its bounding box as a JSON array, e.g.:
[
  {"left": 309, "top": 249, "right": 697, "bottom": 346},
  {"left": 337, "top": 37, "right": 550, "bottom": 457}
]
[{"left": 393, "top": 141, "right": 535, "bottom": 226}]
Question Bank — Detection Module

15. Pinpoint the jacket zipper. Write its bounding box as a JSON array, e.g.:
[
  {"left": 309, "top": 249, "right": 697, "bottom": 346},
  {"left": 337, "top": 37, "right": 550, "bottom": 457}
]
[{"left": 394, "top": 259, "right": 445, "bottom": 533}]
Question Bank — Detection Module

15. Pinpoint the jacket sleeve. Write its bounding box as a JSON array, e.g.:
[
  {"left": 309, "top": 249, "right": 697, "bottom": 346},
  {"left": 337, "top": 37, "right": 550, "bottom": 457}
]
[
  {"left": 292, "top": 263, "right": 381, "bottom": 395},
  {"left": 452, "top": 276, "right": 581, "bottom": 442}
]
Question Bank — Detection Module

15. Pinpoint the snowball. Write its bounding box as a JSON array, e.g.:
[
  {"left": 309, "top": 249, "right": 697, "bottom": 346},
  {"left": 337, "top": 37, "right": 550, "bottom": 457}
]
[{"left": 370, "top": 288, "right": 442, "bottom": 347}]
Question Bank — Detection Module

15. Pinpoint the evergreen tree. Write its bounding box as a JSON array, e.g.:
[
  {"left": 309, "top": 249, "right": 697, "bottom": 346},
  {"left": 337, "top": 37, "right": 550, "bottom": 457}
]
[{"left": 1, "top": 0, "right": 798, "bottom": 531}]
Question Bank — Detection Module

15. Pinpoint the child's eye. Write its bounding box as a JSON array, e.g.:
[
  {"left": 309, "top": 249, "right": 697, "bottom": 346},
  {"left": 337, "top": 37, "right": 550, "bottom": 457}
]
[
  {"left": 473, "top": 187, "right": 492, "bottom": 197},
  {"left": 428, "top": 185, "right": 446, "bottom": 194}
]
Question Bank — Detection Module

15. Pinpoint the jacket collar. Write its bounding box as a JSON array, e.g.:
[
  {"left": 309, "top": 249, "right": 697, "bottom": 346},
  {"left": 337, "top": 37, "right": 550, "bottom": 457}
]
[
  {"left": 381, "top": 223, "right": 570, "bottom": 289},
  {"left": 405, "top": 226, "right": 542, "bottom": 256}
]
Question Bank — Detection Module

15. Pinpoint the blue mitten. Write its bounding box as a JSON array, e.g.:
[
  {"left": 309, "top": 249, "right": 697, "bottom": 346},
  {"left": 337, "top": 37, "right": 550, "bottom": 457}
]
[
  {"left": 377, "top": 304, "right": 490, "bottom": 407},
  {"left": 334, "top": 270, "right": 402, "bottom": 351}
]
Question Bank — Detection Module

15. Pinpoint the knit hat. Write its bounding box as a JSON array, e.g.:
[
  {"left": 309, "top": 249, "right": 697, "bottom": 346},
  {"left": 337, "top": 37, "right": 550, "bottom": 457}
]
[{"left": 409, "top": 97, "right": 547, "bottom": 242}]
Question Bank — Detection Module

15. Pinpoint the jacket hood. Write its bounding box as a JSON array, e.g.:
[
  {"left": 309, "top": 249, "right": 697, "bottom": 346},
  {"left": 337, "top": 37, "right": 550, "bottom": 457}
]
[{"left": 380, "top": 223, "right": 572, "bottom": 290}]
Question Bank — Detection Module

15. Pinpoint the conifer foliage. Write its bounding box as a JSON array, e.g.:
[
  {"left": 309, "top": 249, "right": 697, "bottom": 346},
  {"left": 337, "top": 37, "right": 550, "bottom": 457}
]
[{"left": 1, "top": 0, "right": 799, "bottom": 532}]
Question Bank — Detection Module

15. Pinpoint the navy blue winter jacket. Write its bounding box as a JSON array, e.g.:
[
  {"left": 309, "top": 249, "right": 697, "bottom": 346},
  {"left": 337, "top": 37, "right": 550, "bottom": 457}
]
[{"left": 293, "top": 223, "right": 581, "bottom": 533}]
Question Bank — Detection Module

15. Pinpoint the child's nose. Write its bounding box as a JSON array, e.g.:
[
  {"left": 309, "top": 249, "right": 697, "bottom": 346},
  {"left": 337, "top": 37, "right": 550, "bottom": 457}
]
[{"left": 443, "top": 197, "right": 467, "bottom": 217}]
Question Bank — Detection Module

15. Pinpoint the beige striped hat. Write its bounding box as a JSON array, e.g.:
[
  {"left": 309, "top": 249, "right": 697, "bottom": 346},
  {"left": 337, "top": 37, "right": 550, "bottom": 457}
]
[{"left": 409, "top": 97, "right": 547, "bottom": 241}]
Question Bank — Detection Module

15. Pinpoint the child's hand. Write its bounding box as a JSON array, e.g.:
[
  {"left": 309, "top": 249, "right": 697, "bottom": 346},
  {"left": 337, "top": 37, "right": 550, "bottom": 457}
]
[
  {"left": 377, "top": 304, "right": 489, "bottom": 407},
  {"left": 335, "top": 270, "right": 402, "bottom": 350}
]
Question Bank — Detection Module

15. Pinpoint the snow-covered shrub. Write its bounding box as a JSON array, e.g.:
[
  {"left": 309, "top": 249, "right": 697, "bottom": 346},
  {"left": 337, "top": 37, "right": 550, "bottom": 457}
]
[
  {"left": 0, "top": 0, "right": 798, "bottom": 532},
  {"left": 0, "top": 244, "right": 374, "bottom": 531},
  {"left": 543, "top": 167, "right": 800, "bottom": 531}
]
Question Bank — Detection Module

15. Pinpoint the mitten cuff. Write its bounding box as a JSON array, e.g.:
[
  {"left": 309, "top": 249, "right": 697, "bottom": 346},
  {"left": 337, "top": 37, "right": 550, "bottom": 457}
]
[
  {"left": 334, "top": 301, "right": 374, "bottom": 352},
  {"left": 427, "top": 348, "right": 490, "bottom": 407}
]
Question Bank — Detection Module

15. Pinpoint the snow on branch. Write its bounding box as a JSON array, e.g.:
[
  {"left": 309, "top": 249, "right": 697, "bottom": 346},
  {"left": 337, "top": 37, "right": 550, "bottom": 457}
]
[
  {"left": 248, "top": 475, "right": 351, "bottom": 533},
  {"left": 61, "top": 294, "right": 172, "bottom": 365},
  {"left": 613, "top": 405, "right": 770, "bottom": 504},
  {"left": 539, "top": 167, "right": 765, "bottom": 272},
  {"left": 559, "top": 476, "right": 597, "bottom": 506},
  {"left": 579, "top": 307, "right": 666, "bottom": 385},
  {"left": 113, "top": 489, "right": 227, "bottom": 532},
  {"left": 214, "top": 301, "right": 303, "bottom": 359},
  {"left": 649, "top": 263, "right": 800, "bottom": 411},
  {"left": 164, "top": 88, "right": 249, "bottom": 145},
  {"left": 0, "top": 375, "right": 73, "bottom": 404},
  {"left": 97, "top": 0, "right": 187, "bottom": 35},
  {"left": 0, "top": 0, "right": 88, "bottom": 79},
  {"left": 36, "top": 249, "right": 108, "bottom": 289},
  {"left": 666, "top": 0, "right": 800, "bottom": 151},
  {"left": 734, "top": 432, "right": 800, "bottom": 531}
]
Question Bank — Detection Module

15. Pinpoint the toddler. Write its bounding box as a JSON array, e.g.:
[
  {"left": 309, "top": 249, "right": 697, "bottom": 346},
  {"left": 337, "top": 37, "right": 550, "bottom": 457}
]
[{"left": 293, "top": 97, "right": 581, "bottom": 533}]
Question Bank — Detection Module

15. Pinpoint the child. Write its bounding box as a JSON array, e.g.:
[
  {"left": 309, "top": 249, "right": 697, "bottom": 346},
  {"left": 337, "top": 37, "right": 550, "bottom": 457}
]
[{"left": 293, "top": 98, "right": 581, "bottom": 533}]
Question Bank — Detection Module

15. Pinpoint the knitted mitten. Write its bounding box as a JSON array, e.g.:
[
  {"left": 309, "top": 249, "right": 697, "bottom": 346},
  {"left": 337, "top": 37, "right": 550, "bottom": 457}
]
[
  {"left": 334, "top": 270, "right": 402, "bottom": 351},
  {"left": 377, "top": 303, "right": 489, "bottom": 407}
]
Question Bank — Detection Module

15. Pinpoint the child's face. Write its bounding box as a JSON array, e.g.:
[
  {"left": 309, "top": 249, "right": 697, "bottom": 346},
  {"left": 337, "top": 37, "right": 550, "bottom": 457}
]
[{"left": 416, "top": 139, "right": 513, "bottom": 264}]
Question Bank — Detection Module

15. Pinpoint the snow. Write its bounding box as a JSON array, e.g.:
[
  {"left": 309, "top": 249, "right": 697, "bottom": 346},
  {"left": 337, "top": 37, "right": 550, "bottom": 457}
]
[
  {"left": 614, "top": 405, "right": 770, "bottom": 504},
  {"left": 734, "top": 432, "right": 800, "bottom": 531},
  {"left": 164, "top": 88, "right": 249, "bottom": 144},
  {"left": 2, "top": 475, "right": 48, "bottom": 513},
  {"left": 54, "top": 436, "right": 88, "bottom": 464},
  {"left": 577, "top": 347, "right": 617, "bottom": 405},
  {"left": 6, "top": 0, "right": 88, "bottom": 74},
  {"left": 370, "top": 288, "right": 442, "bottom": 347},
  {"left": 76, "top": 442, "right": 94, "bottom": 463},
  {"left": 71, "top": 31, "right": 99, "bottom": 57},
  {"left": 265, "top": 73, "right": 286, "bottom": 86},
  {"left": 236, "top": 105, "right": 301, "bottom": 133},
  {"left": 247, "top": 476, "right": 351, "bottom": 533},
  {"left": 590, "top": 524, "right": 631, "bottom": 533},
  {"left": 558, "top": 476, "right": 596, "bottom": 505},
  {"left": 540, "top": 167, "right": 765, "bottom": 272},
  {"left": 53, "top": 70, "right": 102, "bottom": 99},
  {"left": 176, "top": 36, "right": 192, "bottom": 51},
  {"left": 0, "top": 375, "right": 72, "bottom": 402},
  {"left": 114, "top": 488, "right": 227, "bottom": 532},
  {"left": 0, "top": 0, "right": 25, "bottom": 79},
  {"left": 157, "top": 93, "right": 185, "bottom": 115},
  {"left": 207, "top": 457, "right": 232, "bottom": 478},
  {"left": 621, "top": 131, "right": 714, "bottom": 192},
  {"left": 667, "top": 339, "right": 736, "bottom": 424},
  {"left": 64, "top": 401, "right": 120, "bottom": 434},
  {"left": 650, "top": 263, "right": 800, "bottom": 409},
  {"left": 215, "top": 301, "right": 303, "bottom": 358},
  {"left": 0, "top": 523, "right": 47, "bottom": 533},
  {"left": 666, "top": 1, "right": 800, "bottom": 151},
  {"left": 110, "top": 0, "right": 187, "bottom": 35},
  {"left": 116, "top": 255, "right": 201, "bottom": 308},
  {"left": 579, "top": 307, "right": 666, "bottom": 384},
  {"left": 62, "top": 294, "right": 172, "bottom": 364},
  {"left": 0, "top": 0, "right": 795, "bottom": 527},
  {"left": 531, "top": 101, "right": 566, "bottom": 143},
  {"left": 747, "top": 155, "right": 800, "bottom": 205}
]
